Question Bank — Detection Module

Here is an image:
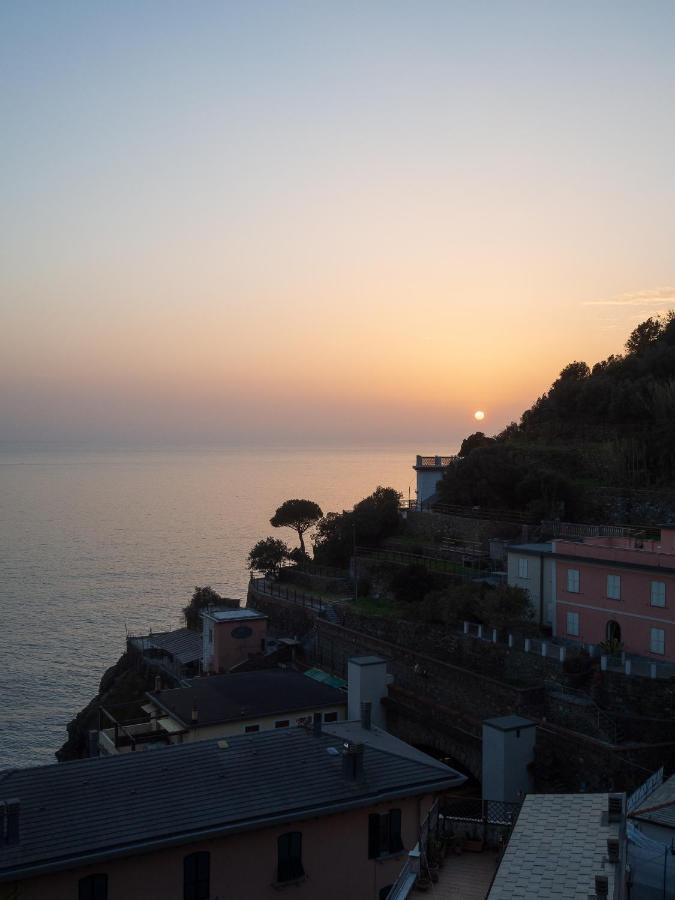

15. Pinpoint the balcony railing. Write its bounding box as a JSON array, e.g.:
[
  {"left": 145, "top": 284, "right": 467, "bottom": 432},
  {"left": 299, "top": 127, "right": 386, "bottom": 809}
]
[
  {"left": 98, "top": 704, "right": 174, "bottom": 754},
  {"left": 415, "top": 455, "right": 456, "bottom": 468}
]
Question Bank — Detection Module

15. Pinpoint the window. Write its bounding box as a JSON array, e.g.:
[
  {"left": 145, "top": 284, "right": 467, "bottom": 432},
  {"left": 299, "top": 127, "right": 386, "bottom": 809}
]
[
  {"left": 650, "top": 628, "right": 665, "bottom": 656},
  {"left": 517, "top": 558, "right": 529, "bottom": 578},
  {"left": 277, "top": 831, "right": 304, "bottom": 883},
  {"left": 651, "top": 581, "right": 666, "bottom": 608},
  {"left": 274, "top": 720, "right": 289, "bottom": 729},
  {"left": 567, "top": 569, "right": 580, "bottom": 593},
  {"left": 244, "top": 724, "right": 259, "bottom": 733},
  {"left": 184, "top": 851, "right": 210, "bottom": 900},
  {"left": 566, "top": 612, "right": 579, "bottom": 637},
  {"left": 368, "top": 809, "right": 403, "bottom": 859},
  {"left": 323, "top": 711, "right": 338, "bottom": 723},
  {"left": 78, "top": 875, "right": 108, "bottom": 900},
  {"left": 607, "top": 574, "right": 621, "bottom": 600}
]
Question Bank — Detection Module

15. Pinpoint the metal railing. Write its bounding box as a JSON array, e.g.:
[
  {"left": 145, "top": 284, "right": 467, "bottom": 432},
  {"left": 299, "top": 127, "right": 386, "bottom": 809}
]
[
  {"left": 355, "top": 546, "right": 493, "bottom": 580},
  {"left": 387, "top": 799, "right": 440, "bottom": 900},
  {"left": 439, "top": 797, "right": 521, "bottom": 843},
  {"left": 249, "top": 576, "right": 329, "bottom": 611},
  {"left": 427, "top": 502, "right": 534, "bottom": 524},
  {"left": 415, "top": 455, "right": 456, "bottom": 468}
]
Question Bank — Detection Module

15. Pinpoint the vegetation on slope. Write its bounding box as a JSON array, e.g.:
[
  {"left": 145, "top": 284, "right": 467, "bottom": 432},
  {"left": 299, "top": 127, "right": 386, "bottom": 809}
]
[{"left": 438, "top": 313, "right": 675, "bottom": 520}]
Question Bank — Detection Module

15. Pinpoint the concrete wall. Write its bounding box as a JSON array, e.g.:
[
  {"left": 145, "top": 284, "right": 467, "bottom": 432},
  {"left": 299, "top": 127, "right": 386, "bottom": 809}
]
[
  {"left": 416, "top": 468, "right": 446, "bottom": 504},
  {"left": 178, "top": 705, "right": 346, "bottom": 743},
  {"left": 507, "top": 552, "right": 555, "bottom": 627},
  {"left": 11, "top": 795, "right": 434, "bottom": 900},
  {"left": 212, "top": 617, "right": 268, "bottom": 673},
  {"left": 482, "top": 720, "right": 536, "bottom": 802}
]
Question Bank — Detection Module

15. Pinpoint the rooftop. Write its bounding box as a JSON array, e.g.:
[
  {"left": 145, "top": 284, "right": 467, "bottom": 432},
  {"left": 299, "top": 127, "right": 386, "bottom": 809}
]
[
  {"left": 487, "top": 793, "right": 623, "bottom": 899},
  {"left": 135, "top": 627, "right": 202, "bottom": 664},
  {"left": 201, "top": 607, "right": 266, "bottom": 623},
  {"left": 414, "top": 454, "right": 455, "bottom": 470},
  {"left": 483, "top": 715, "right": 537, "bottom": 733},
  {"left": 0, "top": 727, "right": 460, "bottom": 881},
  {"left": 149, "top": 669, "right": 346, "bottom": 728},
  {"left": 630, "top": 774, "right": 675, "bottom": 830},
  {"left": 507, "top": 542, "right": 553, "bottom": 554}
]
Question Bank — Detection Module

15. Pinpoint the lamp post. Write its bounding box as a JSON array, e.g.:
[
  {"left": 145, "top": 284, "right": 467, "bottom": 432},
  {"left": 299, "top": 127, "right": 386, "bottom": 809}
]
[{"left": 353, "top": 523, "right": 358, "bottom": 604}]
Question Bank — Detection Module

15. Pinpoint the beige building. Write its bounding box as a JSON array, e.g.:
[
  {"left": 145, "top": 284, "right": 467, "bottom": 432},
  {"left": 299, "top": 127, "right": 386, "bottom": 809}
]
[
  {"left": 99, "top": 668, "right": 347, "bottom": 754},
  {"left": 0, "top": 718, "right": 465, "bottom": 900}
]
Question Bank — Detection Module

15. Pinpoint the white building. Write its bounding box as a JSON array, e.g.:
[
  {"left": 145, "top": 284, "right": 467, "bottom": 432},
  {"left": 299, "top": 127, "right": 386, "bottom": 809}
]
[
  {"left": 413, "top": 455, "right": 455, "bottom": 507},
  {"left": 506, "top": 542, "right": 555, "bottom": 628}
]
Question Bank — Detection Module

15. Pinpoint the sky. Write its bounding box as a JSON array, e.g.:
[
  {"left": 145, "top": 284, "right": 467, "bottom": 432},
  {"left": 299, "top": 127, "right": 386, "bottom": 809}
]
[{"left": 2, "top": 1, "right": 675, "bottom": 448}]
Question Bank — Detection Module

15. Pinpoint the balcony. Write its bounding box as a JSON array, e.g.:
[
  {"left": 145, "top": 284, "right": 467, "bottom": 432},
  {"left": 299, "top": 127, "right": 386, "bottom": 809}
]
[
  {"left": 387, "top": 798, "right": 520, "bottom": 900},
  {"left": 98, "top": 703, "right": 178, "bottom": 755}
]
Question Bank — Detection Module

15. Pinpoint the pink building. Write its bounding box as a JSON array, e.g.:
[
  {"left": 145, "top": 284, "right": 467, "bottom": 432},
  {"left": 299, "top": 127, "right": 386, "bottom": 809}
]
[
  {"left": 553, "top": 526, "right": 675, "bottom": 661},
  {"left": 201, "top": 607, "right": 268, "bottom": 673},
  {"left": 0, "top": 719, "right": 465, "bottom": 900}
]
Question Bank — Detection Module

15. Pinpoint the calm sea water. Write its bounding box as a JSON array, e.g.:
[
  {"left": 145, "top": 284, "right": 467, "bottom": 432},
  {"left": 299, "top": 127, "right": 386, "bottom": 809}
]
[{"left": 0, "top": 445, "right": 419, "bottom": 769}]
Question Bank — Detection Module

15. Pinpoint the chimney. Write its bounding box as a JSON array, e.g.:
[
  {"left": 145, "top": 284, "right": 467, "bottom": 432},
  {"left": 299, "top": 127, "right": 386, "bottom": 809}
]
[
  {"left": 361, "top": 701, "right": 372, "bottom": 730},
  {"left": 594, "top": 874, "right": 608, "bottom": 898},
  {"left": 88, "top": 730, "right": 99, "bottom": 758},
  {"left": 191, "top": 703, "right": 199, "bottom": 726},
  {"left": 607, "top": 838, "right": 620, "bottom": 863},
  {"left": 347, "top": 656, "right": 389, "bottom": 729},
  {"left": 607, "top": 795, "right": 623, "bottom": 823},
  {"left": 154, "top": 675, "right": 162, "bottom": 692},
  {"left": 313, "top": 711, "right": 322, "bottom": 736},
  {"left": 341, "top": 742, "right": 364, "bottom": 780}
]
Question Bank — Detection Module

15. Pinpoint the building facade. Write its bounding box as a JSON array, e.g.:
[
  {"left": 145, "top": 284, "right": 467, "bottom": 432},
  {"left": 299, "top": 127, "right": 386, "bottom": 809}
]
[
  {"left": 553, "top": 527, "right": 675, "bottom": 661},
  {"left": 0, "top": 723, "right": 464, "bottom": 900},
  {"left": 506, "top": 543, "right": 555, "bottom": 627}
]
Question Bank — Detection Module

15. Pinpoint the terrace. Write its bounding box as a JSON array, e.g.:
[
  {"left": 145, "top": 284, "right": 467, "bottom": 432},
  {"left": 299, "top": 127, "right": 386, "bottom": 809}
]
[{"left": 387, "top": 797, "right": 520, "bottom": 899}]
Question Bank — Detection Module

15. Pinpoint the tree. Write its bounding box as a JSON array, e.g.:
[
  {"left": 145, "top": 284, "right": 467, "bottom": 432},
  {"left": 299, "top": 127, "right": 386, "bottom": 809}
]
[
  {"left": 313, "top": 486, "right": 402, "bottom": 567},
  {"left": 247, "top": 537, "right": 290, "bottom": 577},
  {"left": 183, "top": 586, "right": 224, "bottom": 631},
  {"left": 458, "top": 431, "right": 493, "bottom": 457},
  {"left": 270, "top": 499, "right": 323, "bottom": 555},
  {"left": 625, "top": 317, "right": 663, "bottom": 355}
]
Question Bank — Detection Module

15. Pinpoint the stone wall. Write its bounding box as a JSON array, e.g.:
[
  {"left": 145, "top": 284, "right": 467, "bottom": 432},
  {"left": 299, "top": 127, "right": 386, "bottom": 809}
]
[
  {"left": 246, "top": 584, "right": 675, "bottom": 790},
  {"left": 405, "top": 511, "right": 525, "bottom": 546}
]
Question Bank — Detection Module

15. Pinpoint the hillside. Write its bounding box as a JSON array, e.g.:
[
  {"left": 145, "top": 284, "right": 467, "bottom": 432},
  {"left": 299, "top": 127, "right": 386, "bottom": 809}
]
[{"left": 437, "top": 313, "right": 675, "bottom": 522}]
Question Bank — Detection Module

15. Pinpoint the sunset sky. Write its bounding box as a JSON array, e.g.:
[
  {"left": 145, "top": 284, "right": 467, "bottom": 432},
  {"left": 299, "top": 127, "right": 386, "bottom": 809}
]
[{"left": 2, "top": 1, "right": 675, "bottom": 447}]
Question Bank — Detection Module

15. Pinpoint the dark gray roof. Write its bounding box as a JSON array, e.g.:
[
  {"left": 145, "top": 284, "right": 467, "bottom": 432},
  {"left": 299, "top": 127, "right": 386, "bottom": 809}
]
[
  {"left": 507, "top": 543, "right": 553, "bottom": 554},
  {"left": 142, "top": 628, "right": 202, "bottom": 664},
  {"left": 0, "top": 728, "right": 460, "bottom": 881},
  {"left": 150, "top": 669, "right": 346, "bottom": 727},
  {"left": 483, "top": 716, "right": 537, "bottom": 732}
]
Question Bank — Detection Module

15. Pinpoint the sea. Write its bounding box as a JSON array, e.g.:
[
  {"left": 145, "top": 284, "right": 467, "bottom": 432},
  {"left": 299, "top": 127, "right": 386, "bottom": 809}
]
[{"left": 0, "top": 444, "right": 420, "bottom": 770}]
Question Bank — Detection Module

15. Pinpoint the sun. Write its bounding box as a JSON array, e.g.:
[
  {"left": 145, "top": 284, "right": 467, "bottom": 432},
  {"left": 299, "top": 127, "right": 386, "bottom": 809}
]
[{"left": 474, "top": 410, "right": 485, "bottom": 421}]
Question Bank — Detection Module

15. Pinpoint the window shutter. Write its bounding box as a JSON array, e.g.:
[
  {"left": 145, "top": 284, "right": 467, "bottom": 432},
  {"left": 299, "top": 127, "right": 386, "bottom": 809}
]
[
  {"left": 368, "top": 813, "right": 380, "bottom": 859},
  {"left": 93, "top": 875, "right": 108, "bottom": 900},
  {"left": 184, "top": 853, "right": 196, "bottom": 900},
  {"left": 389, "top": 809, "right": 403, "bottom": 852}
]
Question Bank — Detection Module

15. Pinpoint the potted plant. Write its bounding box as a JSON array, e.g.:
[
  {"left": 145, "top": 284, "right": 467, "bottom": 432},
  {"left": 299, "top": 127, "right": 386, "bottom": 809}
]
[{"left": 415, "top": 873, "right": 432, "bottom": 892}]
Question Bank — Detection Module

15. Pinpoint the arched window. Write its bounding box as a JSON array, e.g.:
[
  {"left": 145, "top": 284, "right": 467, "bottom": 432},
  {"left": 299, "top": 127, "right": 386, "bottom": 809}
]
[
  {"left": 184, "top": 851, "right": 210, "bottom": 900},
  {"left": 277, "top": 831, "right": 304, "bottom": 882},
  {"left": 78, "top": 874, "right": 108, "bottom": 900},
  {"left": 606, "top": 621, "right": 621, "bottom": 643}
]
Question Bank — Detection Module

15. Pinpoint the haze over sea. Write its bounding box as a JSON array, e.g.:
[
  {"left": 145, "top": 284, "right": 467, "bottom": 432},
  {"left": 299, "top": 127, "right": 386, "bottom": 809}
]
[{"left": 0, "top": 443, "right": 424, "bottom": 770}]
